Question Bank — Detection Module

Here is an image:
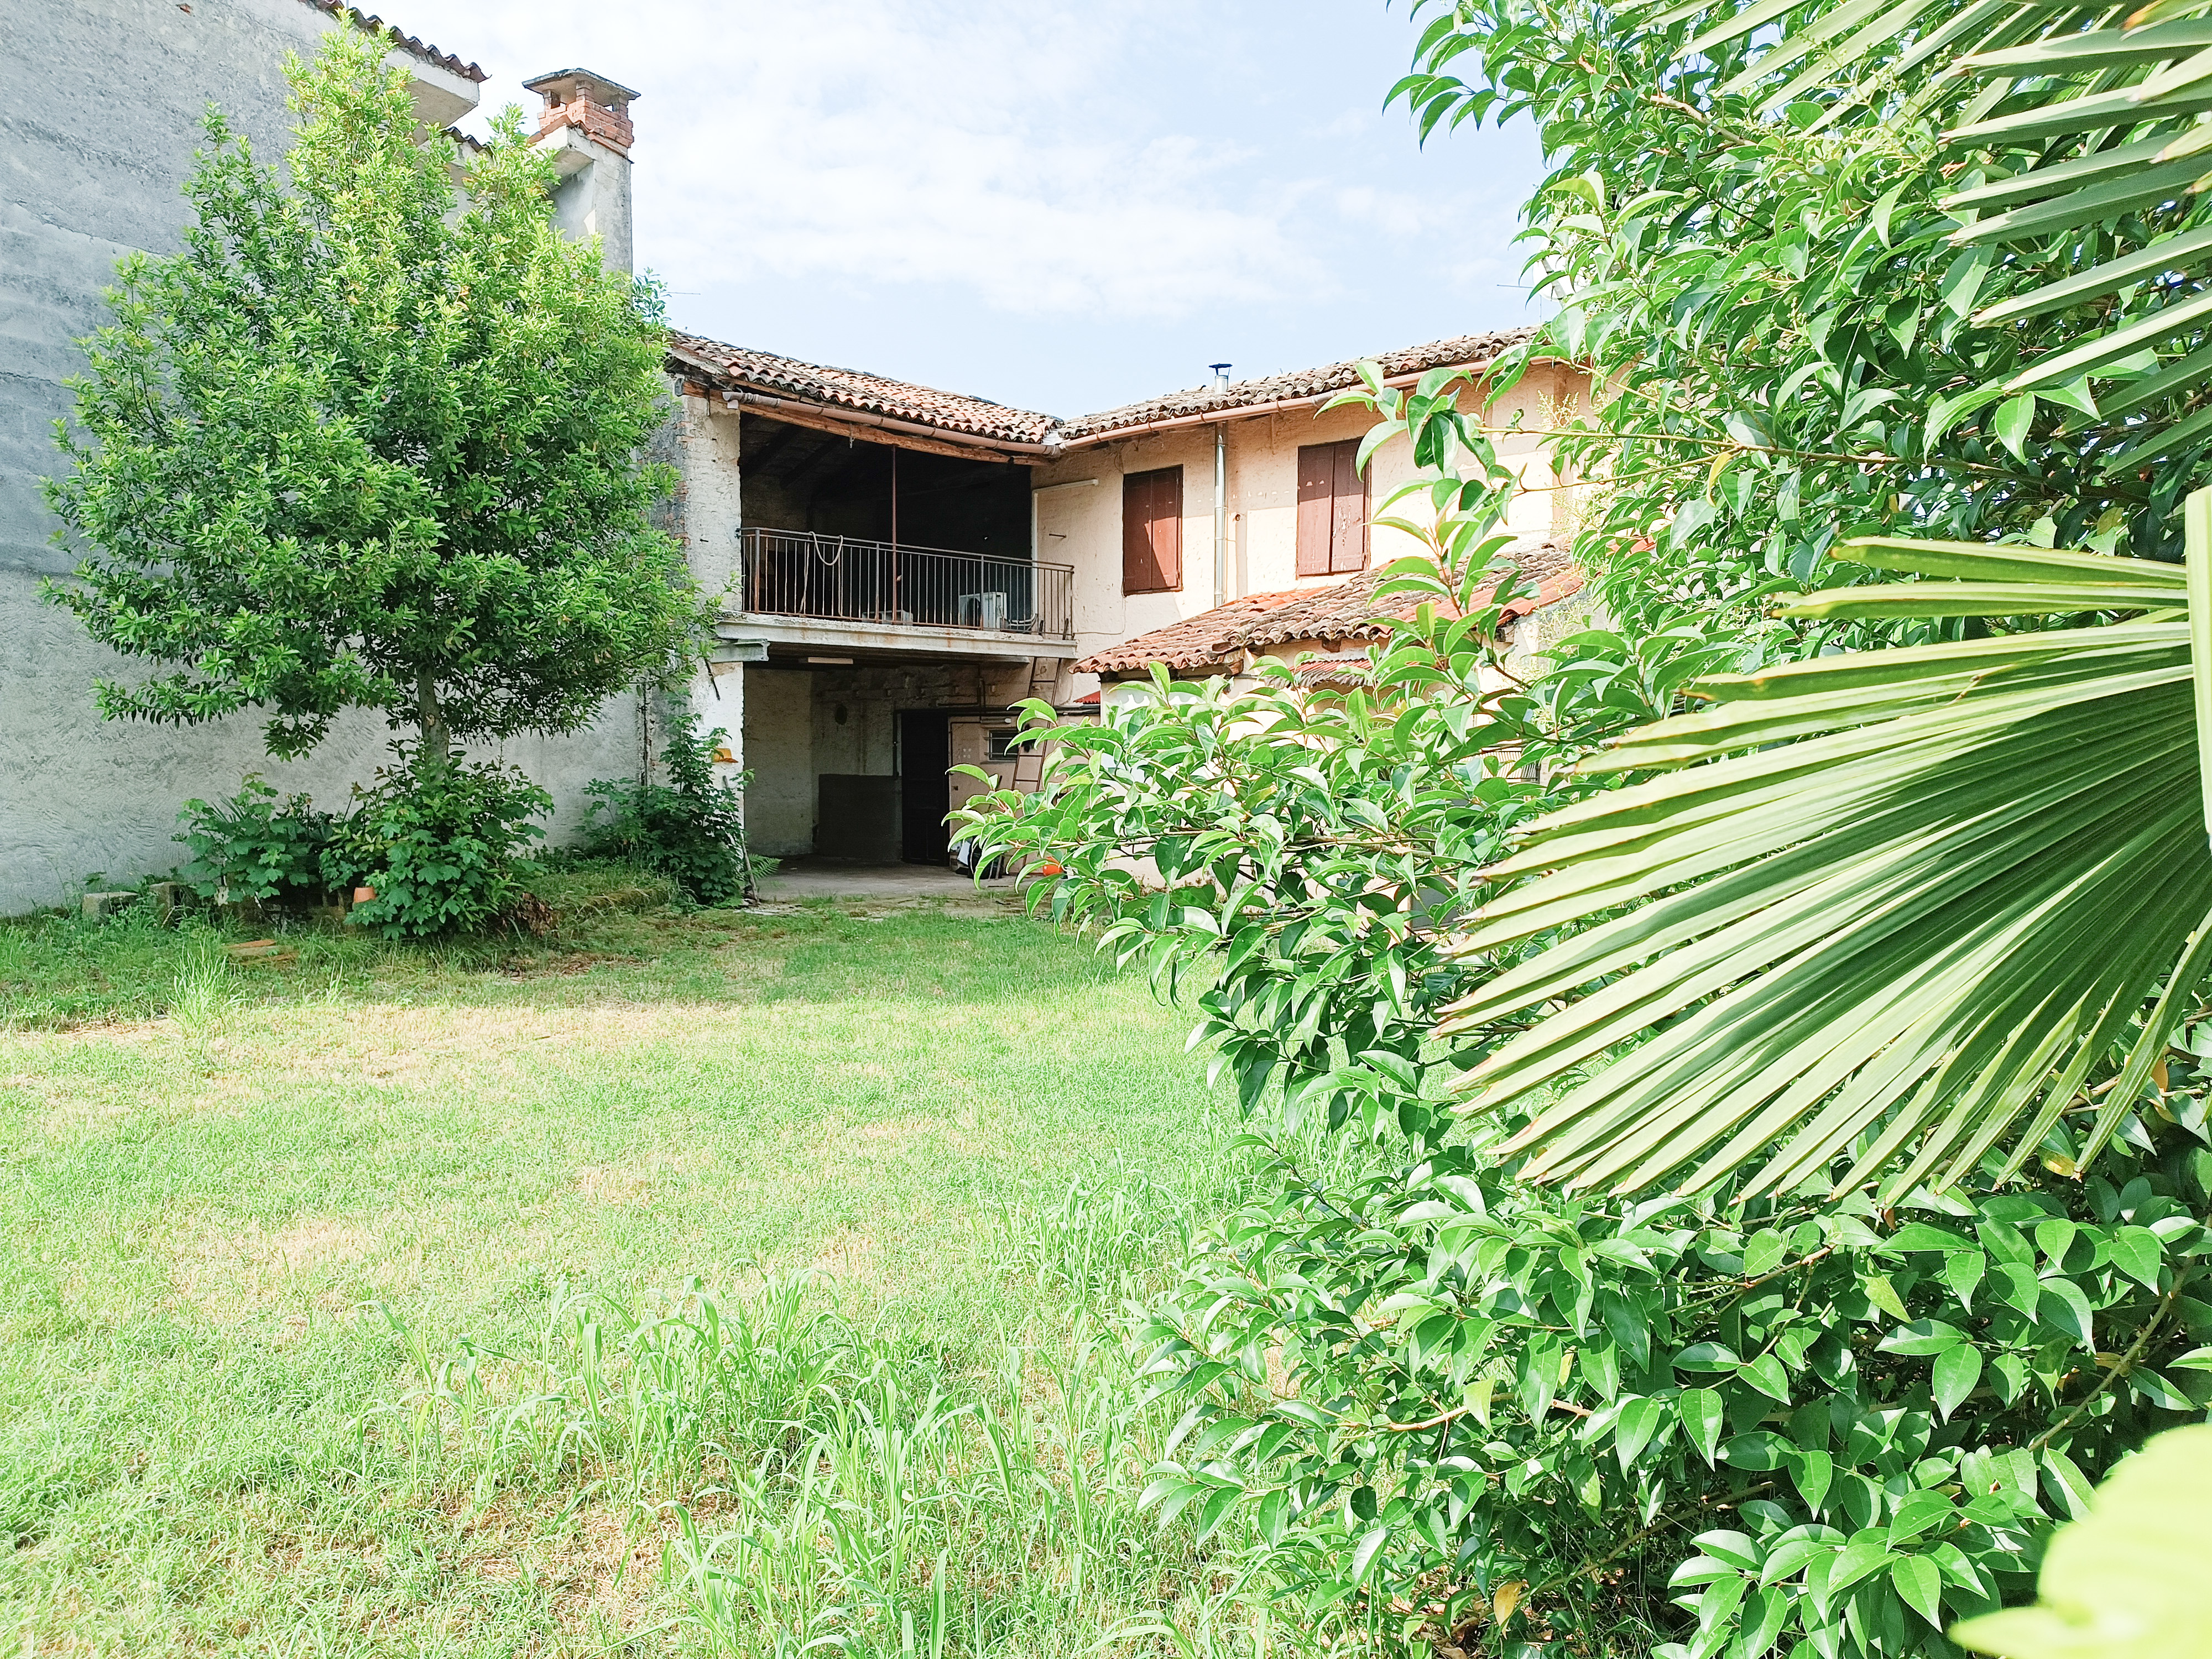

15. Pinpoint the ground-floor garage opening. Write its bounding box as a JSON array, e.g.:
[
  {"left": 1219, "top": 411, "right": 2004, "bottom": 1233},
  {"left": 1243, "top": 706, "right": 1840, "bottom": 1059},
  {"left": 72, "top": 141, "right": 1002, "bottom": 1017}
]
[{"left": 740, "top": 658, "right": 1027, "bottom": 865}]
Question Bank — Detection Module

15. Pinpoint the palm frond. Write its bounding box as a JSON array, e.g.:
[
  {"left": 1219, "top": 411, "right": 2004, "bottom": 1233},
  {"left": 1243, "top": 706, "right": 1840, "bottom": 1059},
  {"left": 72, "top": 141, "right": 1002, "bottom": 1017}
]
[
  {"left": 1644, "top": 0, "right": 2212, "bottom": 427},
  {"left": 1442, "top": 494, "right": 2212, "bottom": 1197}
]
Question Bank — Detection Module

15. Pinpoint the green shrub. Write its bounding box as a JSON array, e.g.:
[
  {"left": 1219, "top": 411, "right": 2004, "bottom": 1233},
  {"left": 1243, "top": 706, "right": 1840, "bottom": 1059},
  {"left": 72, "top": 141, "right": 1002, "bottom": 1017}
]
[
  {"left": 326, "top": 751, "right": 550, "bottom": 938},
  {"left": 175, "top": 776, "right": 336, "bottom": 903},
  {"left": 957, "top": 380, "right": 2212, "bottom": 1655},
  {"left": 973, "top": 622, "right": 2212, "bottom": 1656},
  {"left": 1138, "top": 1133, "right": 2210, "bottom": 1657},
  {"left": 582, "top": 714, "right": 750, "bottom": 905}
]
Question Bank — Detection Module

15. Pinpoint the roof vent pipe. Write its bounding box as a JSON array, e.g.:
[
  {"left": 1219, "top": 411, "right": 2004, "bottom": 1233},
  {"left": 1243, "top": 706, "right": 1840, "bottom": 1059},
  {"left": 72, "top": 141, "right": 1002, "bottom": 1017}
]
[{"left": 1209, "top": 364, "right": 1231, "bottom": 608}]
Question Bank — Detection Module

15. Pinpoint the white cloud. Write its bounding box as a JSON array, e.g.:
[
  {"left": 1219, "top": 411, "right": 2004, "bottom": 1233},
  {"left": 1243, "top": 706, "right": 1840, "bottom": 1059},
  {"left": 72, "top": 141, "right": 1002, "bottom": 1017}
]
[
  {"left": 416, "top": 0, "right": 1551, "bottom": 406},
  {"left": 448, "top": 0, "right": 1332, "bottom": 319}
]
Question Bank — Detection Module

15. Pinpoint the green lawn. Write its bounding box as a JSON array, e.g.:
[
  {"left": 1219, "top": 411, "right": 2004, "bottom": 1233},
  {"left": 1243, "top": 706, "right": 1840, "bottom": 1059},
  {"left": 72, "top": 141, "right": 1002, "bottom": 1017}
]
[{"left": 1, "top": 895, "right": 1246, "bottom": 1657}]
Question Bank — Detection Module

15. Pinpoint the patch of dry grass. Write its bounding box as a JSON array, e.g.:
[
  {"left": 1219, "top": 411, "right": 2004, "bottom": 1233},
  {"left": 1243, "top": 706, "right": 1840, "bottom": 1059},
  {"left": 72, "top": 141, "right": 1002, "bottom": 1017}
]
[{"left": 0, "top": 900, "right": 1230, "bottom": 1655}]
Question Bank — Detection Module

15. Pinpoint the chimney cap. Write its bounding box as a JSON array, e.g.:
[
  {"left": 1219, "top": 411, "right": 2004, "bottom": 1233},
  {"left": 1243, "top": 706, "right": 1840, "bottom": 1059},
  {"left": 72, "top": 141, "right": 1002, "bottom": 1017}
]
[{"left": 523, "top": 67, "right": 642, "bottom": 106}]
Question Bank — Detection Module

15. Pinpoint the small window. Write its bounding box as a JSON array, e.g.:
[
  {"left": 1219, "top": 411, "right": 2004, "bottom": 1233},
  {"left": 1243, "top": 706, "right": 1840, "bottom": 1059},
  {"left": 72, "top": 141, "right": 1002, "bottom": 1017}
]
[
  {"left": 985, "top": 728, "right": 1021, "bottom": 762},
  {"left": 1122, "top": 466, "right": 1183, "bottom": 594},
  {"left": 1296, "top": 439, "right": 1369, "bottom": 576}
]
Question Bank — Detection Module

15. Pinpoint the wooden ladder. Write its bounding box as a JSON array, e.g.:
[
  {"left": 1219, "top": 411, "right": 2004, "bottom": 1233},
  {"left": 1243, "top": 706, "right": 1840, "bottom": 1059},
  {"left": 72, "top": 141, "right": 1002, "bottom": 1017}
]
[{"left": 1010, "top": 656, "right": 1060, "bottom": 790}]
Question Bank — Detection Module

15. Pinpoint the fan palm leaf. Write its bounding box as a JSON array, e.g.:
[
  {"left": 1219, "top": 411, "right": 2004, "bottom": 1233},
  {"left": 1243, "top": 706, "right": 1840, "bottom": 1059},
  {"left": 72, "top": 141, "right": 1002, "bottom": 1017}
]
[
  {"left": 1635, "top": 0, "right": 2212, "bottom": 422},
  {"left": 1441, "top": 494, "right": 2212, "bottom": 1197}
]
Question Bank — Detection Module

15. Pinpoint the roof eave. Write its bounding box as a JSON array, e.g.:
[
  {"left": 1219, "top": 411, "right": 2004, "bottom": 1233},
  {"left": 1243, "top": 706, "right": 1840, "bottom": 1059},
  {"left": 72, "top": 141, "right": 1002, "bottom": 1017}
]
[
  {"left": 665, "top": 343, "right": 1053, "bottom": 458},
  {"left": 1056, "top": 347, "right": 1571, "bottom": 449},
  {"left": 307, "top": 1, "right": 487, "bottom": 81}
]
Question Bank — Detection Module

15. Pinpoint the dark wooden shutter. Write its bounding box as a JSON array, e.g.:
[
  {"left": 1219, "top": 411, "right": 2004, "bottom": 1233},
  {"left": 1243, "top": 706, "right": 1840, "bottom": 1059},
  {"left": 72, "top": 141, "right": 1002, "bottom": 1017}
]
[
  {"left": 1122, "top": 466, "right": 1183, "bottom": 594},
  {"left": 1296, "top": 440, "right": 1369, "bottom": 576},
  {"left": 1295, "top": 444, "right": 1334, "bottom": 576},
  {"left": 1329, "top": 439, "right": 1368, "bottom": 573}
]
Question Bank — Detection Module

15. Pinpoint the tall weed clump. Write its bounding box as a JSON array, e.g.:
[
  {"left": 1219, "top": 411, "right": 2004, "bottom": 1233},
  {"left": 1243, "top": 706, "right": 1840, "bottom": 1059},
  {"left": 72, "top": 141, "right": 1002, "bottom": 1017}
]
[
  {"left": 366, "top": 1183, "right": 1276, "bottom": 1658},
  {"left": 583, "top": 713, "right": 752, "bottom": 905}
]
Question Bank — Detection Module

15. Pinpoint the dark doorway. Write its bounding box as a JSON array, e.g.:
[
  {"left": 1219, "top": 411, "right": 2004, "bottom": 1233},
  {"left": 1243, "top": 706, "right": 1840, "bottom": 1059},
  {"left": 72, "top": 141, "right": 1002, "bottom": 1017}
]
[{"left": 898, "top": 710, "right": 952, "bottom": 865}]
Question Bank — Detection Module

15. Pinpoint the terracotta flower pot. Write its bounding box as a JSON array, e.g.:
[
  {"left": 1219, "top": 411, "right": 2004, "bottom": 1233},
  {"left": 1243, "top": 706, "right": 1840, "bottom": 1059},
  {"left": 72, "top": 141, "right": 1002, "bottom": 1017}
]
[{"left": 353, "top": 886, "right": 377, "bottom": 904}]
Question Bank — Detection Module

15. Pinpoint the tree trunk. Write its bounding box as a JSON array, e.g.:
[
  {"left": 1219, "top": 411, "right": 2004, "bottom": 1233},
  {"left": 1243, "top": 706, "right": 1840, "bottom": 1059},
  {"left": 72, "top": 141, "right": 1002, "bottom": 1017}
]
[{"left": 416, "top": 667, "right": 450, "bottom": 772}]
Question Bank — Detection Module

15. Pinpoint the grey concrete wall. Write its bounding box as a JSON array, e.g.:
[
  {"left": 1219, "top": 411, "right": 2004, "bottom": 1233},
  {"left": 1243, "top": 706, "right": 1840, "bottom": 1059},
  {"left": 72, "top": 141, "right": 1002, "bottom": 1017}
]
[
  {"left": 741, "top": 669, "right": 814, "bottom": 857},
  {"left": 1, "top": 0, "right": 640, "bottom": 913}
]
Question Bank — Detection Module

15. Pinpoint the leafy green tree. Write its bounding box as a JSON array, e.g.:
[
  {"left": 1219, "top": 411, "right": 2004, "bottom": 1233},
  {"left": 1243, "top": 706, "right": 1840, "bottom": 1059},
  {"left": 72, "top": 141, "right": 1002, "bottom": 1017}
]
[
  {"left": 43, "top": 28, "right": 700, "bottom": 769},
  {"left": 958, "top": 0, "right": 2212, "bottom": 1618},
  {"left": 1392, "top": 0, "right": 2212, "bottom": 632},
  {"left": 1347, "top": 0, "right": 2212, "bottom": 1192},
  {"left": 961, "top": 560, "right": 2212, "bottom": 1659}
]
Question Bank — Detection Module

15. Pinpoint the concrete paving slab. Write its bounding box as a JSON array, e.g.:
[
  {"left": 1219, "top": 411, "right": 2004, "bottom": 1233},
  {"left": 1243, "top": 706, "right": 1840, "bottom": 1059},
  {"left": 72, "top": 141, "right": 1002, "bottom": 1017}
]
[{"left": 752, "top": 860, "right": 1017, "bottom": 905}]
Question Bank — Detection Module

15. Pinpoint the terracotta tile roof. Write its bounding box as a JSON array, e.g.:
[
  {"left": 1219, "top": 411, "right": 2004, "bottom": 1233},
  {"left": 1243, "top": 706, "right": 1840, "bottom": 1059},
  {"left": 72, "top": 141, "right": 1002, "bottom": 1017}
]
[
  {"left": 665, "top": 328, "right": 1546, "bottom": 452},
  {"left": 1057, "top": 330, "right": 1537, "bottom": 441},
  {"left": 1291, "top": 656, "right": 1374, "bottom": 690},
  {"left": 1073, "top": 587, "right": 1313, "bottom": 676},
  {"left": 669, "top": 332, "right": 1059, "bottom": 446},
  {"left": 305, "top": 2, "right": 487, "bottom": 80},
  {"left": 1074, "top": 541, "right": 1583, "bottom": 678}
]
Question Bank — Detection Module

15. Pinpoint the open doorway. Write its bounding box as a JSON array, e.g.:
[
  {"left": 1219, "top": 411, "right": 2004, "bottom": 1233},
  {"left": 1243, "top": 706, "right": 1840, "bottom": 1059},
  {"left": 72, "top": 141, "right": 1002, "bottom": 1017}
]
[{"left": 898, "top": 709, "right": 952, "bottom": 864}]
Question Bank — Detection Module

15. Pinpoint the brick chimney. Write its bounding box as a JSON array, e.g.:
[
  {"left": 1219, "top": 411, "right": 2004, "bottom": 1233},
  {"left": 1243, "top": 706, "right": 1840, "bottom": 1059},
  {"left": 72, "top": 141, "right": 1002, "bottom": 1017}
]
[{"left": 523, "top": 68, "right": 639, "bottom": 273}]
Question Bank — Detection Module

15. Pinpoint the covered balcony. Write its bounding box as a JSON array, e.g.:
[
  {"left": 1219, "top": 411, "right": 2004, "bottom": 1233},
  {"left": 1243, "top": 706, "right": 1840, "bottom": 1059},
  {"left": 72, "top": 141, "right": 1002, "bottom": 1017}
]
[
  {"left": 719, "top": 411, "right": 1074, "bottom": 661},
  {"left": 735, "top": 528, "right": 1073, "bottom": 641}
]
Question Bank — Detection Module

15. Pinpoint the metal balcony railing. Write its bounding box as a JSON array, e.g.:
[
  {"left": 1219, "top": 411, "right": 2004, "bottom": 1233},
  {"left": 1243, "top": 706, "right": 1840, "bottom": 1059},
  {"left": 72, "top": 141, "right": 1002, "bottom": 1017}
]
[{"left": 735, "top": 528, "right": 1074, "bottom": 641}]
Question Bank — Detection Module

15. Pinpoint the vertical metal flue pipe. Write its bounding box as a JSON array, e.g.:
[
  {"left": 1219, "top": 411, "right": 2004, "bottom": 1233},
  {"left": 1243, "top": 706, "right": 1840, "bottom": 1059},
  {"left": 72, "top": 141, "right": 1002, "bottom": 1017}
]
[{"left": 1209, "top": 363, "right": 1232, "bottom": 609}]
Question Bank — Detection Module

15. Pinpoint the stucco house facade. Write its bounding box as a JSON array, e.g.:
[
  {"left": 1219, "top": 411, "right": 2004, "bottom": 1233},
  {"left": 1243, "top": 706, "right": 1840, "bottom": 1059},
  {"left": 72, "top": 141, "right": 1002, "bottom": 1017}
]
[
  {"left": 666, "top": 337, "right": 1591, "bottom": 861},
  {"left": 3, "top": 0, "right": 1589, "bottom": 909}
]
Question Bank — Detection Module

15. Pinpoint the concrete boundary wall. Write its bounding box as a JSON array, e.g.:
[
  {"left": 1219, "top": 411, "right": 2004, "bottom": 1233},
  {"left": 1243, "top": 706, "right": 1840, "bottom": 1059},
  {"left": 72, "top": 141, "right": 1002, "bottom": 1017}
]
[{"left": 1, "top": 0, "right": 639, "bottom": 914}]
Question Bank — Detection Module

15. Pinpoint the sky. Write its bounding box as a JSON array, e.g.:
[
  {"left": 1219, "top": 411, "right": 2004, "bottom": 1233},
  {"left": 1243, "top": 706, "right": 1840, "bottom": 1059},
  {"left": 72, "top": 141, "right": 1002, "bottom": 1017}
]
[{"left": 429, "top": 1, "right": 1550, "bottom": 419}]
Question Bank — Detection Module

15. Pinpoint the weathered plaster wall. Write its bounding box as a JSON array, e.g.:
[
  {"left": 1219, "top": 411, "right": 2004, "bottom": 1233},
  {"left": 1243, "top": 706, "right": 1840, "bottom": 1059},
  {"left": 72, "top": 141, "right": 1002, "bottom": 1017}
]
[
  {"left": 1031, "top": 365, "right": 1587, "bottom": 699},
  {"left": 681, "top": 401, "right": 747, "bottom": 604},
  {"left": 740, "top": 668, "right": 814, "bottom": 857},
  {"left": 672, "top": 392, "right": 747, "bottom": 792},
  {"left": 1, "top": 0, "right": 641, "bottom": 913},
  {"left": 541, "top": 126, "right": 634, "bottom": 274},
  {"left": 809, "top": 662, "right": 969, "bottom": 776}
]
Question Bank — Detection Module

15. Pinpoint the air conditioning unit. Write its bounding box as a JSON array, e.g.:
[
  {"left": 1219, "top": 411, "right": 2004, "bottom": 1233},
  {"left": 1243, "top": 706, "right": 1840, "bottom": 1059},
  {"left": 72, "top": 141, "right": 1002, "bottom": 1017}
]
[{"left": 958, "top": 591, "right": 1009, "bottom": 630}]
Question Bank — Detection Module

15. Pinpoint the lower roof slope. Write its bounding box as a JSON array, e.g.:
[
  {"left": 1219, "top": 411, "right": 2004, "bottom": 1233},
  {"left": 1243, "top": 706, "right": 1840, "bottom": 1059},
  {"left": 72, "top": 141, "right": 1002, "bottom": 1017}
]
[
  {"left": 304, "top": 1, "right": 486, "bottom": 80},
  {"left": 1074, "top": 541, "right": 1583, "bottom": 678},
  {"left": 1056, "top": 331, "right": 1536, "bottom": 440}
]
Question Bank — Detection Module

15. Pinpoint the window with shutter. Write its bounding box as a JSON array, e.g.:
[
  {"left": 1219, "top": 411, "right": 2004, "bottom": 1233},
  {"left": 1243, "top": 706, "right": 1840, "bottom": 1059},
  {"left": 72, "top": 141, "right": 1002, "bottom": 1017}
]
[
  {"left": 1295, "top": 439, "right": 1369, "bottom": 576},
  {"left": 1122, "top": 466, "right": 1183, "bottom": 594}
]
